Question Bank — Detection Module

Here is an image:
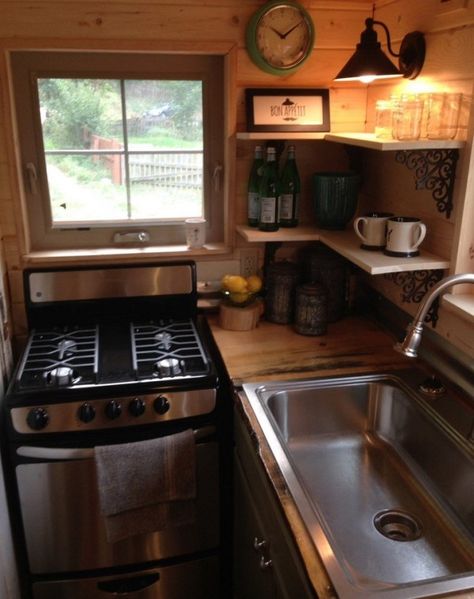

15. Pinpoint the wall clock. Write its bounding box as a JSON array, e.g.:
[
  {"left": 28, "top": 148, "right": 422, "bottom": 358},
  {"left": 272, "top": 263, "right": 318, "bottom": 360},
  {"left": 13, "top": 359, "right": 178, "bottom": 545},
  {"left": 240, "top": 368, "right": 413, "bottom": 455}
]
[{"left": 246, "top": 1, "right": 315, "bottom": 76}]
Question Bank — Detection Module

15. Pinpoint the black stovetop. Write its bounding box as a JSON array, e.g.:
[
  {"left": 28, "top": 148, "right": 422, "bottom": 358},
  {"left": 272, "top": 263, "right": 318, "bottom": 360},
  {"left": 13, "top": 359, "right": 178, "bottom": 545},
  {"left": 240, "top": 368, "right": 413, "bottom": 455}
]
[{"left": 10, "top": 318, "right": 213, "bottom": 398}]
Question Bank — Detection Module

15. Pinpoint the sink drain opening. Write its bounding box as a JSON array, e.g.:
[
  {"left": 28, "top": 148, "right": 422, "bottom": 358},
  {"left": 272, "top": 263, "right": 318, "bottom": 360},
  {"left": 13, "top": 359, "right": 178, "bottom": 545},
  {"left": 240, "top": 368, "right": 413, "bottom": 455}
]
[{"left": 374, "top": 510, "right": 422, "bottom": 542}]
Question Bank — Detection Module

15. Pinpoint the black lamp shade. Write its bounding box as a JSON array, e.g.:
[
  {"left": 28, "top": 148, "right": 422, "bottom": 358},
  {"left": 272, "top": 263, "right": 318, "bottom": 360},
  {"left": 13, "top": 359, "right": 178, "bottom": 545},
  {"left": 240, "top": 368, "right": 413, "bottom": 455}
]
[
  {"left": 335, "top": 18, "right": 404, "bottom": 82},
  {"left": 335, "top": 45, "right": 402, "bottom": 81}
]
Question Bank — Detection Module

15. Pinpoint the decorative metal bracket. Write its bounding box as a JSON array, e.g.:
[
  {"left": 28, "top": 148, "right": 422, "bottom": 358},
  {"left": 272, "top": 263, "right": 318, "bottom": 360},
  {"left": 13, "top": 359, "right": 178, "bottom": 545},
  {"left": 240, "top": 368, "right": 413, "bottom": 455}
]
[
  {"left": 395, "top": 149, "right": 459, "bottom": 218},
  {"left": 384, "top": 270, "right": 444, "bottom": 326}
]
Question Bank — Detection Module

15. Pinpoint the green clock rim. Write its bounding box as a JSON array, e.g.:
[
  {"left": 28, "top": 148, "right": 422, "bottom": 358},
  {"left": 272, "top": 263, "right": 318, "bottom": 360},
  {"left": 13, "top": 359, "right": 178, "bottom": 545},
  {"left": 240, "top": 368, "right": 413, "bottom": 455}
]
[{"left": 246, "top": 0, "right": 315, "bottom": 76}]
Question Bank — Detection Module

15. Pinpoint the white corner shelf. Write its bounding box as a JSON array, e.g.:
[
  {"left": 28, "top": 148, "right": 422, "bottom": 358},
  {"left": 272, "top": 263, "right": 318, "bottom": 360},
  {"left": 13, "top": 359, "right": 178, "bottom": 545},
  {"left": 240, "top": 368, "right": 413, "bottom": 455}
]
[
  {"left": 318, "top": 230, "right": 450, "bottom": 275},
  {"left": 236, "top": 132, "right": 327, "bottom": 140},
  {"left": 236, "top": 225, "right": 450, "bottom": 275},
  {"left": 236, "top": 131, "right": 466, "bottom": 150},
  {"left": 324, "top": 132, "right": 465, "bottom": 151},
  {"left": 236, "top": 224, "right": 320, "bottom": 243}
]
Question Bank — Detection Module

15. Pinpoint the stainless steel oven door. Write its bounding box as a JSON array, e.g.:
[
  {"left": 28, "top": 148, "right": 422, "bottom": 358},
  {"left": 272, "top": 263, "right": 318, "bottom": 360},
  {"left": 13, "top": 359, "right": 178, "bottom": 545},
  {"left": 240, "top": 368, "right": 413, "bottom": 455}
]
[
  {"left": 15, "top": 428, "right": 219, "bottom": 574},
  {"left": 32, "top": 558, "right": 219, "bottom": 599}
]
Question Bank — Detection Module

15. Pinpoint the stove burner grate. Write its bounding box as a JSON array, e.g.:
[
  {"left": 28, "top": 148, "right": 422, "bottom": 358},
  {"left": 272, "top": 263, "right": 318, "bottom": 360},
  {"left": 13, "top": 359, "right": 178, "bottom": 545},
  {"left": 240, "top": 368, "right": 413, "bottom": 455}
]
[
  {"left": 17, "top": 326, "right": 99, "bottom": 388},
  {"left": 131, "top": 319, "right": 209, "bottom": 379}
]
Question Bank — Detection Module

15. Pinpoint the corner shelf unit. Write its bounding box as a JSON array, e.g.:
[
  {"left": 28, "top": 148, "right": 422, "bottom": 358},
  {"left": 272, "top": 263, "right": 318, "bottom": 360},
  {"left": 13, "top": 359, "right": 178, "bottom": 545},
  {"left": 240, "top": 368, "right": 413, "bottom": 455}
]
[
  {"left": 236, "top": 131, "right": 463, "bottom": 275},
  {"left": 236, "top": 131, "right": 465, "bottom": 150},
  {"left": 236, "top": 132, "right": 327, "bottom": 141},
  {"left": 324, "top": 133, "right": 465, "bottom": 151},
  {"left": 236, "top": 225, "right": 450, "bottom": 275}
]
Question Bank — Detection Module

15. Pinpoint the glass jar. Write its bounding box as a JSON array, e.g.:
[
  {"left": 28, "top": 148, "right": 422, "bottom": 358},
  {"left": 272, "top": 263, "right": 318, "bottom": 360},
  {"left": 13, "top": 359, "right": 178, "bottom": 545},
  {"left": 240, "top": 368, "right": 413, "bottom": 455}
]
[
  {"left": 392, "top": 95, "right": 424, "bottom": 141},
  {"left": 374, "top": 100, "right": 393, "bottom": 139},
  {"left": 426, "top": 93, "right": 462, "bottom": 140}
]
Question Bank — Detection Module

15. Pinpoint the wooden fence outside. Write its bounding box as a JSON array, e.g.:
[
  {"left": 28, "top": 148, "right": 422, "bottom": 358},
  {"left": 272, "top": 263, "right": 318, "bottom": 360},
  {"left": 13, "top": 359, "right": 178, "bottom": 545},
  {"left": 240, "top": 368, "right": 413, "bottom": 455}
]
[
  {"left": 89, "top": 133, "right": 202, "bottom": 189},
  {"left": 128, "top": 151, "right": 202, "bottom": 189}
]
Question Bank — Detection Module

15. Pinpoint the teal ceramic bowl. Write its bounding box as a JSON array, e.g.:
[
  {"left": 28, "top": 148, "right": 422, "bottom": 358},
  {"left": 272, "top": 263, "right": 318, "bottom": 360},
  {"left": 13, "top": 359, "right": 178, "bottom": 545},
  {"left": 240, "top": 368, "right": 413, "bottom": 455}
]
[{"left": 312, "top": 171, "right": 360, "bottom": 230}]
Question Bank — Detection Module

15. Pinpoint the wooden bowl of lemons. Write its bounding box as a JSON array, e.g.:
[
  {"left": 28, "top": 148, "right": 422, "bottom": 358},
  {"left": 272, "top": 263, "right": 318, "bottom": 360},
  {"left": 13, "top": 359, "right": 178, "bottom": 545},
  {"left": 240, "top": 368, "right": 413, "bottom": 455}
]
[
  {"left": 221, "top": 274, "right": 262, "bottom": 307},
  {"left": 219, "top": 274, "right": 264, "bottom": 331}
]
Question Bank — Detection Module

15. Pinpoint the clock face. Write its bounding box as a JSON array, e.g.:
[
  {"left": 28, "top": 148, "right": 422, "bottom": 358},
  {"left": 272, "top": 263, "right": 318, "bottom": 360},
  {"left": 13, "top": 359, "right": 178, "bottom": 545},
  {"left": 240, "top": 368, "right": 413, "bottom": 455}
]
[{"left": 254, "top": 3, "right": 313, "bottom": 71}]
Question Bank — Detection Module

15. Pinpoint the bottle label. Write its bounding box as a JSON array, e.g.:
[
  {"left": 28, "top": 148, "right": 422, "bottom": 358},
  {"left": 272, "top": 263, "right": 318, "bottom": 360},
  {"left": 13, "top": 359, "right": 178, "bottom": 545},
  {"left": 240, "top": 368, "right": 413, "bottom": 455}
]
[
  {"left": 280, "top": 193, "right": 299, "bottom": 220},
  {"left": 248, "top": 192, "right": 260, "bottom": 220},
  {"left": 280, "top": 194, "right": 293, "bottom": 219},
  {"left": 260, "top": 197, "right": 277, "bottom": 223}
]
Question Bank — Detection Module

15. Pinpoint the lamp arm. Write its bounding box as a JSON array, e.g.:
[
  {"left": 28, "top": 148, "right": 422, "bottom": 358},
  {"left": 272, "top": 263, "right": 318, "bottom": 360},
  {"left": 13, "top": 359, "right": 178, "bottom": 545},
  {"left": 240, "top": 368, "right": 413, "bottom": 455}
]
[{"left": 370, "top": 18, "right": 400, "bottom": 58}]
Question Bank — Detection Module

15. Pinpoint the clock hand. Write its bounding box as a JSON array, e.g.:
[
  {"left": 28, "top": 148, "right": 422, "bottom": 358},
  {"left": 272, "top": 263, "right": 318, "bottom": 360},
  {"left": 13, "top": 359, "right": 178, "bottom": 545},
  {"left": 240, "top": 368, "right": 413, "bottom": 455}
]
[
  {"left": 281, "top": 20, "right": 303, "bottom": 39},
  {"left": 269, "top": 25, "right": 285, "bottom": 39}
]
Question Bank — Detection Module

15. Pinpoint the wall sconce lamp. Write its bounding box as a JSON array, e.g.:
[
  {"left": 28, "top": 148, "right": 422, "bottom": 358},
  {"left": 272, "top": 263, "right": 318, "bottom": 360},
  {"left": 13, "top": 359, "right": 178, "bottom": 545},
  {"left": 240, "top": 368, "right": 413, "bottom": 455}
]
[{"left": 334, "top": 18, "right": 425, "bottom": 84}]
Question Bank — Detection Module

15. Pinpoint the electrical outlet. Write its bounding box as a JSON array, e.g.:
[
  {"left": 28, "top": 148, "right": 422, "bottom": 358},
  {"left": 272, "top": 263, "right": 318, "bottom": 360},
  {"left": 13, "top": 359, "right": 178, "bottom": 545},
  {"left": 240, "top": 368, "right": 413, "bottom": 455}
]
[{"left": 240, "top": 248, "right": 258, "bottom": 277}]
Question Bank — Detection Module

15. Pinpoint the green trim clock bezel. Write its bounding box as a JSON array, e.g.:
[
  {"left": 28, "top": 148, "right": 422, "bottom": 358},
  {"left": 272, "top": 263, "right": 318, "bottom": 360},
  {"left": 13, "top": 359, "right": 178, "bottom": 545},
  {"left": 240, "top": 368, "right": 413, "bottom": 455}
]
[{"left": 246, "top": 0, "right": 315, "bottom": 76}]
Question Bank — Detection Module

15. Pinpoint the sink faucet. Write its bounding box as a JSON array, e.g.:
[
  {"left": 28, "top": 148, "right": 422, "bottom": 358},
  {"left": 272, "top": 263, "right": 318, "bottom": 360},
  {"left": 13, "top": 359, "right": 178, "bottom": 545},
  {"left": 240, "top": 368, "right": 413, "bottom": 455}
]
[{"left": 395, "top": 273, "right": 474, "bottom": 358}]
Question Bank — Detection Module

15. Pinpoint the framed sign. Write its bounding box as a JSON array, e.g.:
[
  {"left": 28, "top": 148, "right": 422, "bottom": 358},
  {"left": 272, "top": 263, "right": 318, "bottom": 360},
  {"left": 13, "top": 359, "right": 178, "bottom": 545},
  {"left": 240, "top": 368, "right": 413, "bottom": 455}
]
[{"left": 245, "top": 88, "right": 330, "bottom": 132}]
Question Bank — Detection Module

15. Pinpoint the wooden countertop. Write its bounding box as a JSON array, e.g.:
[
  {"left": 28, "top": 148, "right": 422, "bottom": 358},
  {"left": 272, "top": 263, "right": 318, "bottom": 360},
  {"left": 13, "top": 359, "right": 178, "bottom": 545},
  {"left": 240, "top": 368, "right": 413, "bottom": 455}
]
[
  {"left": 207, "top": 313, "right": 409, "bottom": 385},
  {"left": 207, "top": 313, "right": 474, "bottom": 599}
]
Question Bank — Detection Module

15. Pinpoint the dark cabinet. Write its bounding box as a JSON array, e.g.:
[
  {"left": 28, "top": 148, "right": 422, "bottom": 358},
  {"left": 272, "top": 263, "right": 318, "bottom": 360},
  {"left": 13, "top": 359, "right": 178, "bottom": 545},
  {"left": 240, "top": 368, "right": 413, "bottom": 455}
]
[{"left": 233, "top": 406, "right": 316, "bottom": 599}]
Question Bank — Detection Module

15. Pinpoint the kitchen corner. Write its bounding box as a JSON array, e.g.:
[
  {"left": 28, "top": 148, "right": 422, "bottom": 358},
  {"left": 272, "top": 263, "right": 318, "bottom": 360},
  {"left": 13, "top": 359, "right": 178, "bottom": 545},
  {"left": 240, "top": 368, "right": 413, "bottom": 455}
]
[
  {"left": 206, "top": 313, "right": 474, "bottom": 599},
  {"left": 206, "top": 314, "right": 410, "bottom": 386}
]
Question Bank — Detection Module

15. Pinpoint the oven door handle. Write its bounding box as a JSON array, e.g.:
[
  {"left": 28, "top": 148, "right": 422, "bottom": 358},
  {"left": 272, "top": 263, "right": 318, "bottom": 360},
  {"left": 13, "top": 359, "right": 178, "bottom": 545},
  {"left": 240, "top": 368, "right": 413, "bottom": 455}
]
[
  {"left": 97, "top": 571, "right": 160, "bottom": 594},
  {"left": 16, "top": 425, "right": 216, "bottom": 460}
]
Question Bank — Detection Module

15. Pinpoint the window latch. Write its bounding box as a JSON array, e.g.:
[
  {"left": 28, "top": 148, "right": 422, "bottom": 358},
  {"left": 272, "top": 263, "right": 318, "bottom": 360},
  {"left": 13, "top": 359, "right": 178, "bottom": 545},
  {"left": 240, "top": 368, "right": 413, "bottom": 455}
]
[
  {"left": 113, "top": 231, "right": 150, "bottom": 244},
  {"left": 212, "top": 163, "right": 223, "bottom": 193},
  {"left": 25, "top": 162, "right": 39, "bottom": 195}
]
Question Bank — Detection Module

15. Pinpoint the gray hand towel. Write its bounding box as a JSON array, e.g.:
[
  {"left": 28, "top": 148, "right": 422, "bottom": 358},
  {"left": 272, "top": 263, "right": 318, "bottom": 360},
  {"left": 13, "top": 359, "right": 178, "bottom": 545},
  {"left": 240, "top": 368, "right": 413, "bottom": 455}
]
[{"left": 95, "top": 429, "right": 196, "bottom": 543}]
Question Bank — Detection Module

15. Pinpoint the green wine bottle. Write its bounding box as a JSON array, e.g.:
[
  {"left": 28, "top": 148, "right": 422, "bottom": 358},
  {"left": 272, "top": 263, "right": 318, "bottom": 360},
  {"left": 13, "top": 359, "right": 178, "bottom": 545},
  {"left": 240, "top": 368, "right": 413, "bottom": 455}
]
[
  {"left": 258, "top": 146, "right": 280, "bottom": 232},
  {"left": 279, "top": 145, "right": 300, "bottom": 227},
  {"left": 247, "top": 145, "right": 264, "bottom": 227}
]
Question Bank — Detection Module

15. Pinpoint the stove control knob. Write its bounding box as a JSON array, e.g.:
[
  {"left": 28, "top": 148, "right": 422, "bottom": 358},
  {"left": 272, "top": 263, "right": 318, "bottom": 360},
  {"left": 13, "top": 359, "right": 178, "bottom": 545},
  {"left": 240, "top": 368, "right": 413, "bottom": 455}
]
[
  {"left": 105, "top": 400, "right": 122, "bottom": 420},
  {"left": 129, "top": 398, "right": 146, "bottom": 417},
  {"left": 78, "top": 403, "right": 96, "bottom": 423},
  {"left": 154, "top": 395, "right": 170, "bottom": 415},
  {"left": 27, "top": 407, "right": 49, "bottom": 431}
]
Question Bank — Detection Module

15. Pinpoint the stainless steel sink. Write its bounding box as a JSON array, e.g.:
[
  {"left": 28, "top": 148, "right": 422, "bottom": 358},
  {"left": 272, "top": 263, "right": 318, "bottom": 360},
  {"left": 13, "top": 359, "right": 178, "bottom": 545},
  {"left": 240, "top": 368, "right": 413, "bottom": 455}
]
[{"left": 242, "top": 371, "right": 474, "bottom": 598}]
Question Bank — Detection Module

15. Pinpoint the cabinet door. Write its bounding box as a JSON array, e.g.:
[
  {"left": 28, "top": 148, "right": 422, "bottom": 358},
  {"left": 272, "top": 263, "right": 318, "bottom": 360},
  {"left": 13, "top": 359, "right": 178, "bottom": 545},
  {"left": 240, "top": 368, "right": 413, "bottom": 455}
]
[
  {"left": 233, "top": 408, "right": 316, "bottom": 599},
  {"left": 233, "top": 453, "right": 276, "bottom": 599}
]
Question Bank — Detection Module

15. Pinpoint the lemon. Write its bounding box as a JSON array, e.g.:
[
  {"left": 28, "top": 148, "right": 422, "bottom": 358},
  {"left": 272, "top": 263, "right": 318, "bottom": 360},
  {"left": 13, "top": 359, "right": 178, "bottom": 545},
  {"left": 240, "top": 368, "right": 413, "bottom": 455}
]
[
  {"left": 221, "top": 274, "right": 232, "bottom": 291},
  {"left": 225, "top": 275, "right": 248, "bottom": 293},
  {"left": 246, "top": 275, "right": 262, "bottom": 293},
  {"left": 229, "top": 292, "right": 250, "bottom": 304}
]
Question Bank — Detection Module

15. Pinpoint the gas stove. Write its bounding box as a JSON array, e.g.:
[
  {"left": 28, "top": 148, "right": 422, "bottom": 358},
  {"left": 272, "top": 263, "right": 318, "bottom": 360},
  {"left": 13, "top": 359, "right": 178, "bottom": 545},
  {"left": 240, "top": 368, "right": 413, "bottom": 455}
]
[
  {"left": 5, "top": 262, "right": 218, "bottom": 435},
  {"left": 1, "top": 263, "right": 227, "bottom": 599},
  {"left": 15, "top": 318, "right": 211, "bottom": 392}
]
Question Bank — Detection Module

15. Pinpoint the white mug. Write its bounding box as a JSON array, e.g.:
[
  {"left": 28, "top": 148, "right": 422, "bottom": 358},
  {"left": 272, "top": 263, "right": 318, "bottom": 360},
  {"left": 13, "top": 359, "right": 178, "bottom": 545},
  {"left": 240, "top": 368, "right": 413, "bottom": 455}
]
[
  {"left": 353, "top": 212, "right": 393, "bottom": 250},
  {"left": 184, "top": 218, "right": 206, "bottom": 249},
  {"left": 385, "top": 217, "right": 426, "bottom": 257}
]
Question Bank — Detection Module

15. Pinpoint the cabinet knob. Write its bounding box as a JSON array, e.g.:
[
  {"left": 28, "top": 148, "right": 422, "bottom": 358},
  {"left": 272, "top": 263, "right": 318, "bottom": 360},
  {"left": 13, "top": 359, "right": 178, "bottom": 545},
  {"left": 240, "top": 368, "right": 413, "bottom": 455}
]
[
  {"left": 253, "top": 536, "right": 272, "bottom": 570},
  {"left": 253, "top": 537, "right": 268, "bottom": 552}
]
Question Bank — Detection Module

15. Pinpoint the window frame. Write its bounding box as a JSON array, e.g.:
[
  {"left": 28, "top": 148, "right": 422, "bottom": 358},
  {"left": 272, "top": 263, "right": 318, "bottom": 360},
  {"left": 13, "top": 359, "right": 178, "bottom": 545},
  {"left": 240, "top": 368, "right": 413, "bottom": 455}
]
[{"left": 10, "top": 50, "right": 225, "bottom": 251}]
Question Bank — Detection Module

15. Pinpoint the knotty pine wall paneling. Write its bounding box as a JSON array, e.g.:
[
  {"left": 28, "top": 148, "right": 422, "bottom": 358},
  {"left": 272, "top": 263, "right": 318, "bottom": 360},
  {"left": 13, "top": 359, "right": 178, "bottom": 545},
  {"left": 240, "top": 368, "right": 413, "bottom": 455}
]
[
  {"left": 0, "top": 0, "right": 473, "bottom": 358},
  {"left": 357, "top": 0, "right": 474, "bottom": 356}
]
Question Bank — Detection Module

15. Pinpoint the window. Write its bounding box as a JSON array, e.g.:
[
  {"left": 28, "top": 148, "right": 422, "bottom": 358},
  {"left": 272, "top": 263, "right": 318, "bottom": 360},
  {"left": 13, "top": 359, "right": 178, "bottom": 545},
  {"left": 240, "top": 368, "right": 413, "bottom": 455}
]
[{"left": 10, "top": 51, "right": 224, "bottom": 251}]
